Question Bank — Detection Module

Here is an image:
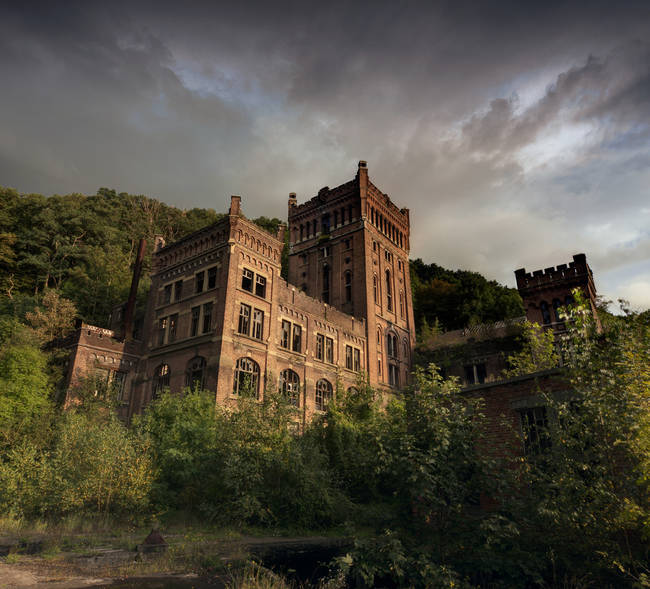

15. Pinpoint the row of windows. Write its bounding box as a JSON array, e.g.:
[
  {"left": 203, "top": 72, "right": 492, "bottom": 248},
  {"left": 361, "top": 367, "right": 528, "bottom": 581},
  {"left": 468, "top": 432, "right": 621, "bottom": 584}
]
[
  {"left": 370, "top": 206, "right": 404, "bottom": 248},
  {"left": 318, "top": 266, "right": 353, "bottom": 305},
  {"left": 152, "top": 359, "right": 346, "bottom": 411},
  {"left": 540, "top": 295, "right": 574, "bottom": 325},
  {"left": 297, "top": 207, "right": 356, "bottom": 241},
  {"left": 160, "top": 267, "right": 218, "bottom": 305},
  {"left": 158, "top": 302, "right": 213, "bottom": 346}
]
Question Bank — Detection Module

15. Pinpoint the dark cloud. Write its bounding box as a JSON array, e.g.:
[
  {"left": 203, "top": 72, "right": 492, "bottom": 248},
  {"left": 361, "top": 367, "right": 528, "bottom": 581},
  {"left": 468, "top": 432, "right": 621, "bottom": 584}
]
[{"left": 0, "top": 0, "right": 649, "bottom": 306}]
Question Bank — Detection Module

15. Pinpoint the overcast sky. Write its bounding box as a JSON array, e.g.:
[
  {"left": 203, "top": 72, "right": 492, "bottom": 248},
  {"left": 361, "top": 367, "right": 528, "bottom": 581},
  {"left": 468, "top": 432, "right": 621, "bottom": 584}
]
[{"left": 1, "top": 1, "right": 649, "bottom": 309}]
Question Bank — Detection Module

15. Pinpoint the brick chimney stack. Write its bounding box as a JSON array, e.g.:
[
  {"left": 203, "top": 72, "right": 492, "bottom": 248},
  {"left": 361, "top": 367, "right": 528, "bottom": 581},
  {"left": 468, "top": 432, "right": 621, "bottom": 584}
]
[{"left": 229, "top": 195, "right": 241, "bottom": 216}]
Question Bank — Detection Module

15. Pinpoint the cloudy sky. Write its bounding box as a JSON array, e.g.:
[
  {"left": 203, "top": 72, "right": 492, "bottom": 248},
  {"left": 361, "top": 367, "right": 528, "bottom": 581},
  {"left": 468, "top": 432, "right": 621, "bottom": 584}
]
[{"left": 1, "top": 1, "right": 649, "bottom": 309}]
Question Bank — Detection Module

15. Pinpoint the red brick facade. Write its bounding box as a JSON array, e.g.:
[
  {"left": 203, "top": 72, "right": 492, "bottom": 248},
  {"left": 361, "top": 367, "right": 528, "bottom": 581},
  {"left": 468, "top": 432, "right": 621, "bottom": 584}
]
[{"left": 64, "top": 162, "right": 415, "bottom": 421}]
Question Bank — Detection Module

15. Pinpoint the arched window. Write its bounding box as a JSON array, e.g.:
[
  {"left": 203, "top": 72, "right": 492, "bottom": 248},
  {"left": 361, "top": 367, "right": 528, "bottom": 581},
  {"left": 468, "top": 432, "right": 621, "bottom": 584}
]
[
  {"left": 373, "top": 274, "right": 378, "bottom": 303},
  {"left": 279, "top": 369, "right": 300, "bottom": 407},
  {"left": 315, "top": 379, "right": 333, "bottom": 411},
  {"left": 403, "top": 338, "right": 409, "bottom": 361},
  {"left": 344, "top": 271, "right": 352, "bottom": 303},
  {"left": 385, "top": 270, "right": 393, "bottom": 311},
  {"left": 233, "top": 357, "right": 260, "bottom": 398},
  {"left": 386, "top": 333, "right": 398, "bottom": 358},
  {"left": 377, "top": 327, "right": 382, "bottom": 347},
  {"left": 540, "top": 301, "right": 552, "bottom": 325},
  {"left": 186, "top": 356, "right": 206, "bottom": 390},
  {"left": 152, "top": 364, "right": 170, "bottom": 399}
]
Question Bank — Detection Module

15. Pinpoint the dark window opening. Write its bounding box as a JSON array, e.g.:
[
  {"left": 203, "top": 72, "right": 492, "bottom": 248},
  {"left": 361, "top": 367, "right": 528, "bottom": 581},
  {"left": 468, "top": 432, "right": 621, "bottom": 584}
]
[
  {"left": 344, "top": 271, "right": 352, "bottom": 303},
  {"left": 255, "top": 275, "right": 266, "bottom": 298},
  {"left": 174, "top": 280, "right": 183, "bottom": 302},
  {"left": 195, "top": 271, "right": 204, "bottom": 294},
  {"left": 279, "top": 369, "right": 300, "bottom": 407},
  {"left": 169, "top": 314, "right": 178, "bottom": 342},
  {"left": 233, "top": 357, "right": 260, "bottom": 398},
  {"left": 540, "top": 301, "right": 552, "bottom": 325},
  {"left": 292, "top": 324, "right": 302, "bottom": 352},
  {"left": 322, "top": 265, "right": 330, "bottom": 304},
  {"left": 325, "top": 336, "right": 334, "bottom": 363},
  {"left": 152, "top": 364, "right": 170, "bottom": 399},
  {"left": 281, "top": 320, "right": 291, "bottom": 349},
  {"left": 315, "top": 379, "right": 333, "bottom": 411},
  {"left": 163, "top": 284, "right": 172, "bottom": 304},
  {"left": 386, "top": 270, "right": 393, "bottom": 311},
  {"left": 242, "top": 268, "right": 253, "bottom": 292},
  {"left": 208, "top": 267, "right": 217, "bottom": 289},
  {"left": 354, "top": 348, "right": 361, "bottom": 371},
  {"left": 202, "top": 302, "right": 213, "bottom": 333},
  {"left": 190, "top": 306, "right": 200, "bottom": 337},
  {"left": 519, "top": 406, "right": 551, "bottom": 455},
  {"left": 186, "top": 356, "right": 206, "bottom": 391}
]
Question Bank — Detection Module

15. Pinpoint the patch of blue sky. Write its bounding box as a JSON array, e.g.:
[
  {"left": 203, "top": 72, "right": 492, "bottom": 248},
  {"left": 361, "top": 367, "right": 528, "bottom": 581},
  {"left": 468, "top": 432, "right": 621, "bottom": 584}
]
[{"left": 169, "top": 57, "right": 287, "bottom": 114}]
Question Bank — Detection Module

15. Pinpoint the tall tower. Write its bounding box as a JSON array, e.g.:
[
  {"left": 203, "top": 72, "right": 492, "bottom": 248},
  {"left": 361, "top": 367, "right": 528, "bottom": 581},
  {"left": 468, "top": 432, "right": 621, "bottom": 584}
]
[{"left": 287, "top": 161, "right": 415, "bottom": 390}]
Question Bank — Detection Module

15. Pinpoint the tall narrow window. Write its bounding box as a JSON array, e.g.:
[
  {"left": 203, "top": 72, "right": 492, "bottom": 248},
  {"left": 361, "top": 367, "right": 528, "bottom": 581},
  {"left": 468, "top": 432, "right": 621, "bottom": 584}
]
[
  {"left": 202, "top": 302, "right": 213, "bottom": 333},
  {"left": 316, "top": 334, "right": 324, "bottom": 360},
  {"left": 322, "top": 265, "right": 330, "bottom": 304},
  {"left": 300, "top": 224, "right": 304, "bottom": 240},
  {"left": 373, "top": 274, "right": 378, "bottom": 303},
  {"left": 345, "top": 345, "right": 353, "bottom": 370},
  {"left": 174, "top": 280, "right": 183, "bottom": 302},
  {"left": 279, "top": 369, "right": 300, "bottom": 407},
  {"left": 387, "top": 333, "right": 397, "bottom": 358},
  {"left": 354, "top": 348, "right": 361, "bottom": 372},
  {"left": 292, "top": 324, "right": 302, "bottom": 352},
  {"left": 158, "top": 317, "right": 167, "bottom": 346},
  {"left": 552, "top": 298, "right": 563, "bottom": 322},
  {"left": 190, "top": 306, "right": 200, "bottom": 337},
  {"left": 344, "top": 271, "right": 352, "bottom": 303},
  {"left": 169, "top": 314, "right": 178, "bottom": 343},
  {"left": 333, "top": 211, "right": 338, "bottom": 227},
  {"left": 325, "top": 337, "right": 334, "bottom": 363},
  {"left": 255, "top": 275, "right": 266, "bottom": 298},
  {"left": 315, "top": 379, "right": 333, "bottom": 411},
  {"left": 233, "top": 357, "right": 260, "bottom": 398},
  {"left": 399, "top": 291, "right": 404, "bottom": 317},
  {"left": 388, "top": 364, "right": 399, "bottom": 387},
  {"left": 238, "top": 303, "right": 251, "bottom": 335},
  {"left": 252, "top": 309, "right": 264, "bottom": 340},
  {"left": 340, "top": 207, "right": 345, "bottom": 224},
  {"left": 163, "top": 284, "right": 172, "bottom": 304},
  {"left": 152, "top": 364, "right": 170, "bottom": 399},
  {"left": 195, "top": 271, "right": 204, "bottom": 294},
  {"left": 540, "top": 301, "right": 551, "bottom": 325},
  {"left": 281, "top": 320, "right": 291, "bottom": 349},
  {"left": 321, "top": 213, "right": 331, "bottom": 234},
  {"left": 186, "top": 356, "right": 206, "bottom": 391},
  {"left": 242, "top": 268, "right": 253, "bottom": 292},
  {"left": 208, "top": 267, "right": 217, "bottom": 289},
  {"left": 385, "top": 270, "right": 393, "bottom": 311}
]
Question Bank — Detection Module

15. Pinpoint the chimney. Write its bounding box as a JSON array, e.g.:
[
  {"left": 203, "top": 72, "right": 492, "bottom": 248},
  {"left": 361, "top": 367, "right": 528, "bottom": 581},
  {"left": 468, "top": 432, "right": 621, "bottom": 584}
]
[
  {"left": 229, "top": 195, "right": 241, "bottom": 216},
  {"left": 123, "top": 237, "right": 146, "bottom": 341}
]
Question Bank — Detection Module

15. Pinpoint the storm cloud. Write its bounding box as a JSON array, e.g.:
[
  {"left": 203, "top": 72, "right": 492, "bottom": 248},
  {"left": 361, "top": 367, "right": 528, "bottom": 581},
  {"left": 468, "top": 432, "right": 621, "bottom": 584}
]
[{"left": 1, "top": 0, "right": 649, "bottom": 308}]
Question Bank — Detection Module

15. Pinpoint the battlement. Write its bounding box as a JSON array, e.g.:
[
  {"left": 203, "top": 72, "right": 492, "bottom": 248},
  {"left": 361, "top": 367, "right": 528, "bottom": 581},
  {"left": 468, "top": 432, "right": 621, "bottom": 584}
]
[{"left": 515, "top": 254, "right": 592, "bottom": 290}]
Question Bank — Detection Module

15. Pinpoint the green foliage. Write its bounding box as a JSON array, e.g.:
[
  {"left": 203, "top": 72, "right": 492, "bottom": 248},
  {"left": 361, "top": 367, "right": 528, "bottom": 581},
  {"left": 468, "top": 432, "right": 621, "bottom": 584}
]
[
  {"left": 138, "top": 389, "right": 340, "bottom": 528},
  {"left": 502, "top": 320, "right": 559, "bottom": 377},
  {"left": 410, "top": 257, "right": 524, "bottom": 332}
]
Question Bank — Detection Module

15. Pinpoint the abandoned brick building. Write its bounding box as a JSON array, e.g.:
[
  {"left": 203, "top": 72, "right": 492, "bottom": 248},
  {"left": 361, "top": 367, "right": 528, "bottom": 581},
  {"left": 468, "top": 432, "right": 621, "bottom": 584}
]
[
  {"left": 63, "top": 161, "right": 599, "bottom": 442},
  {"left": 64, "top": 161, "right": 416, "bottom": 423}
]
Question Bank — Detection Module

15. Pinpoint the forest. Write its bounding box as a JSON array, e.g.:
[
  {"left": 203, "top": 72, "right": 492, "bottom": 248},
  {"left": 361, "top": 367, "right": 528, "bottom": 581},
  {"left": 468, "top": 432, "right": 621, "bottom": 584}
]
[{"left": 1, "top": 186, "right": 649, "bottom": 587}]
